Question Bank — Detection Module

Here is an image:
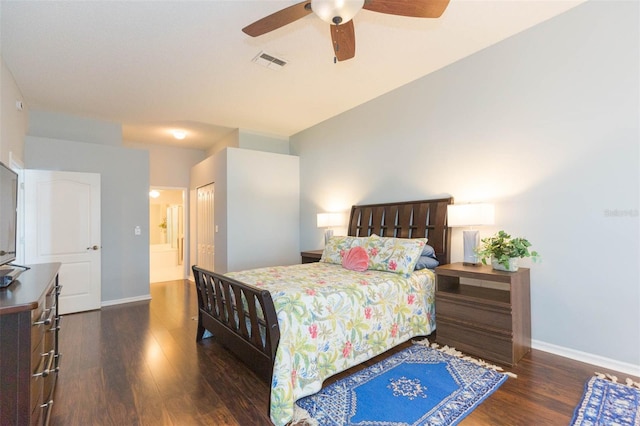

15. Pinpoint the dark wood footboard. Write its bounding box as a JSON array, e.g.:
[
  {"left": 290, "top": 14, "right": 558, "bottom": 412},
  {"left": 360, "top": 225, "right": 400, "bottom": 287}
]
[{"left": 192, "top": 265, "right": 280, "bottom": 383}]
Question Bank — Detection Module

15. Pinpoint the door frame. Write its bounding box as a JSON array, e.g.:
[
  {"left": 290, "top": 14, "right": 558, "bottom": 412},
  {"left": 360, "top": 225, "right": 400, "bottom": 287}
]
[
  {"left": 195, "top": 182, "right": 215, "bottom": 272},
  {"left": 149, "top": 186, "right": 188, "bottom": 281},
  {"left": 8, "top": 152, "right": 25, "bottom": 264},
  {"left": 24, "top": 169, "right": 102, "bottom": 314}
]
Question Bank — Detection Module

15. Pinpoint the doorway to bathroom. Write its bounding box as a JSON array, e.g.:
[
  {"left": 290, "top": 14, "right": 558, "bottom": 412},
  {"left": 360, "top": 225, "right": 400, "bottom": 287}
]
[{"left": 149, "top": 187, "right": 186, "bottom": 283}]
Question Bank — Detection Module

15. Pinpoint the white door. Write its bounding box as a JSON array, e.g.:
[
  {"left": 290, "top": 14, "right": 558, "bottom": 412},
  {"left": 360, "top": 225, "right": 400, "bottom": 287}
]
[
  {"left": 24, "top": 170, "right": 101, "bottom": 314},
  {"left": 196, "top": 183, "right": 215, "bottom": 271}
]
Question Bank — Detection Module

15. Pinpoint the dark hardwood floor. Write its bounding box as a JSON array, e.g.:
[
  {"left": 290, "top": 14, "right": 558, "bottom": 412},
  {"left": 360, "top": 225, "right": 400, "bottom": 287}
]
[{"left": 51, "top": 279, "right": 637, "bottom": 426}]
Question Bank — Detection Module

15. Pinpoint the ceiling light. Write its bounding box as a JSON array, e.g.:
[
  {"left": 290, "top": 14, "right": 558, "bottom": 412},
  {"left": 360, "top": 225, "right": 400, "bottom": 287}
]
[
  {"left": 311, "top": 0, "right": 364, "bottom": 25},
  {"left": 149, "top": 190, "right": 160, "bottom": 198},
  {"left": 172, "top": 130, "right": 186, "bottom": 140}
]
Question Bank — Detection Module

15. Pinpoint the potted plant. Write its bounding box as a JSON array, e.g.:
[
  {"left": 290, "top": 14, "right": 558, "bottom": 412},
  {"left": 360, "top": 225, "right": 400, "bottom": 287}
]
[{"left": 475, "top": 230, "right": 539, "bottom": 272}]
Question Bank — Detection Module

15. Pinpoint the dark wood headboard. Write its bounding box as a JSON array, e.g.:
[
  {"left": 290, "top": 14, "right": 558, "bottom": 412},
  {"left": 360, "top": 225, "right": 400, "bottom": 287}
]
[{"left": 347, "top": 197, "right": 453, "bottom": 265}]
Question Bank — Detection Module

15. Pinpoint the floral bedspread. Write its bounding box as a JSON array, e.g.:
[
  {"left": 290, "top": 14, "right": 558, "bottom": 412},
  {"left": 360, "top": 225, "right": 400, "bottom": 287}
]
[{"left": 226, "top": 262, "right": 436, "bottom": 426}]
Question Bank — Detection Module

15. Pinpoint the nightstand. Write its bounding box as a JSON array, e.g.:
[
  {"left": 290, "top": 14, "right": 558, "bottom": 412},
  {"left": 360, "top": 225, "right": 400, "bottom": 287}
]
[
  {"left": 434, "top": 262, "right": 531, "bottom": 366},
  {"left": 301, "top": 250, "right": 323, "bottom": 264}
]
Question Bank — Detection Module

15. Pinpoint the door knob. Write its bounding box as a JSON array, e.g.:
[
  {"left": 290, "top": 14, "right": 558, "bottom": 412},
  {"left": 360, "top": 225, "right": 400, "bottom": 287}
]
[{"left": 87, "top": 245, "right": 100, "bottom": 250}]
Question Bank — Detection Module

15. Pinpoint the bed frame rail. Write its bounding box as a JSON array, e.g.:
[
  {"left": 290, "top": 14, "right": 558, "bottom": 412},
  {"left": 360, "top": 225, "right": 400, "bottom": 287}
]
[{"left": 192, "top": 265, "right": 280, "bottom": 382}]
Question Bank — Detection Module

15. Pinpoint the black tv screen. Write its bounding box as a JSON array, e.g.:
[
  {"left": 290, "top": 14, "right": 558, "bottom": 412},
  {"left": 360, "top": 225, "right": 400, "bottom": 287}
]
[{"left": 0, "top": 161, "right": 18, "bottom": 266}]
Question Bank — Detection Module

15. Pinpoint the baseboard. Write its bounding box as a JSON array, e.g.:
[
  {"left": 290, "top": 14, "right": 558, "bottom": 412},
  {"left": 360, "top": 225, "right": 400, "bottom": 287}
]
[
  {"left": 101, "top": 294, "right": 152, "bottom": 307},
  {"left": 532, "top": 339, "right": 640, "bottom": 377}
]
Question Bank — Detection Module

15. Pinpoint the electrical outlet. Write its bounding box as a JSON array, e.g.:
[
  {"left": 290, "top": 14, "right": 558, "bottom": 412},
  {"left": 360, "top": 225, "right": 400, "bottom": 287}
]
[{"left": 134, "top": 226, "right": 141, "bottom": 236}]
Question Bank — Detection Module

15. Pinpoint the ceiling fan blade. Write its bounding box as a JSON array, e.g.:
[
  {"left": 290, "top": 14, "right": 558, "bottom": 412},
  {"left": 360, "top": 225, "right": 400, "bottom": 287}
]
[
  {"left": 363, "top": 0, "right": 450, "bottom": 18},
  {"left": 242, "top": 1, "right": 313, "bottom": 37},
  {"left": 330, "top": 20, "right": 356, "bottom": 62}
]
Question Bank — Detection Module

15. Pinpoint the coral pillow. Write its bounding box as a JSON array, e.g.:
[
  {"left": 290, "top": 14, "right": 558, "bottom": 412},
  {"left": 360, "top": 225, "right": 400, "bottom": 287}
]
[
  {"left": 341, "top": 246, "right": 369, "bottom": 272},
  {"left": 320, "top": 235, "right": 368, "bottom": 265}
]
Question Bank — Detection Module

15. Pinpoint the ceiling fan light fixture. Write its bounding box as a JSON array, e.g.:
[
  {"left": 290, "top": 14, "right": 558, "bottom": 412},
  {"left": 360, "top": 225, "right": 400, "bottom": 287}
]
[{"left": 311, "top": 0, "right": 364, "bottom": 25}]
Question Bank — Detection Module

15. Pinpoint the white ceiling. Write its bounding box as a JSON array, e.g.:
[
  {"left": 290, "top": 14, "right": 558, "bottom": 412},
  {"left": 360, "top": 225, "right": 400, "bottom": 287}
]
[{"left": 1, "top": 0, "right": 584, "bottom": 150}]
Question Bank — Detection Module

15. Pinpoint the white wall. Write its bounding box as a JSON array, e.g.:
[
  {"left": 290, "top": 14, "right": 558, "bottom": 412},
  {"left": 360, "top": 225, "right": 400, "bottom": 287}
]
[
  {"left": 0, "top": 59, "right": 28, "bottom": 165},
  {"left": 125, "top": 141, "right": 205, "bottom": 188},
  {"left": 29, "top": 109, "right": 121, "bottom": 146},
  {"left": 291, "top": 1, "right": 639, "bottom": 371},
  {"left": 190, "top": 147, "right": 300, "bottom": 274},
  {"left": 226, "top": 147, "right": 299, "bottom": 271},
  {"left": 206, "top": 129, "right": 239, "bottom": 157},
  {"left": 25, "top": 113, "right": 151, "bottom": 304},
  {"left": 239, "top": 130, "right": 290, "bottom": 155}
]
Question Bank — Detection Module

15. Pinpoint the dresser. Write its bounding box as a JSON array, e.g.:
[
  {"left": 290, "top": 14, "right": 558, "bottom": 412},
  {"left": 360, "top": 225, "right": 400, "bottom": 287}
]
[
  {"left": 0, "top": 263, "right": 62, "bottom": 425},
  {"left": 434, "top": 262, "right": 531, "bottom": 366}
]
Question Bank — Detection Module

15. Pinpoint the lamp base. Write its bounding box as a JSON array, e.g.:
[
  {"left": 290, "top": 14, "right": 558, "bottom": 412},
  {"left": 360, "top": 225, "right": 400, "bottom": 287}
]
[
  {"left": 462, "top": 230, "right": 480, "bottom": 266},
  {"left": 324, "top": 229, "right": 334, "bottom": 246}
]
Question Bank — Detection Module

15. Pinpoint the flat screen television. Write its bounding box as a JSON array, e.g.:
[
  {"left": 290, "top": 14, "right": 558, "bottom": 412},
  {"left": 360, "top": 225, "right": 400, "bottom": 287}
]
[{"left": 0, "top": 161, "right": 18, "bottom": 267}]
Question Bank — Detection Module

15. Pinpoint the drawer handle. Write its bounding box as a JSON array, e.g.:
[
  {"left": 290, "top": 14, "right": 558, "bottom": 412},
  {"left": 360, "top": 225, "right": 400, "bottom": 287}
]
[
  {"left": 40, "top": 399, "right": 54, "bottom": 409},
  {"left": 33, "top": 317, "right": 51, "bottom": 326},
  {"left": 55, "top": 352, "right": 62, "bottom": 372},
  {"left": 42, "top": 398, "right": 54, "bottom": 426},
  {"left": 33, "top": 350, "right": 55, "bottom": 378},
  {"left": 33, "top": 308, "right": 54, "bottom": 326}
]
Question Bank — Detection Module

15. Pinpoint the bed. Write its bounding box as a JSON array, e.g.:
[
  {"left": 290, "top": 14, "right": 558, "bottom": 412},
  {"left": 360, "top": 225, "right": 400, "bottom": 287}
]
[{"left": 192, "top": 197, "right": 452, "bottom": 425}]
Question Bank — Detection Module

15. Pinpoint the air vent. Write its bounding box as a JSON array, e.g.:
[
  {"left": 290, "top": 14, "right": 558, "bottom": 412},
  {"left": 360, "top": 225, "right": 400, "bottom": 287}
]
[{"left": 252, "top": 51, "right": 287, "bottom": 69}]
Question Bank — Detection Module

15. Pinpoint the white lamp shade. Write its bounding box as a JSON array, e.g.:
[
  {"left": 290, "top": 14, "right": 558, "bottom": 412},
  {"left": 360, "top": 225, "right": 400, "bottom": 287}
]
[
  {"left": 447, "top": 203, "right": 495, "bottom": 227},
  {"left": 311, "top": 0, "right": 364, "bottom": 25},
  {"left": 317, "top": 212, "right": 344, "bottom": 228}
]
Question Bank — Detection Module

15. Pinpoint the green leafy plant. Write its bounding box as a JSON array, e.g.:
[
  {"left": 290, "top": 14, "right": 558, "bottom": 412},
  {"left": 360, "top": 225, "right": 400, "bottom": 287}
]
[
  {"left": 159, "top": 217, "right": 167, "bottom": 230},
  {"left": 475, "top": 230, "right": 539, "bottom": 269}
]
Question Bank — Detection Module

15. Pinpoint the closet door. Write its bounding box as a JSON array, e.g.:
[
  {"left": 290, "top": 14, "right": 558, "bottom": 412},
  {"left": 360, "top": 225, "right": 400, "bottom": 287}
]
[{"left": 196, "top": 183, "right": 215, "bottom": 271}]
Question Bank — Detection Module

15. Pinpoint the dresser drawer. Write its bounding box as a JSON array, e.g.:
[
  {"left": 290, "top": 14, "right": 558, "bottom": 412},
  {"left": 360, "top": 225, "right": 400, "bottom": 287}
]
[
  {"left": 31, "top": 402, "right": 43, "bottom": 426},
  {"left": 31, "top": 324, "right": 57, "bottom": 423},
  {"left": 31, "top": 297, "right": 47, "bottom": 350},
  {"left": 436, "top": 294, "right": 513, "bottom": 331},
  {"left": 31, "top": 349, "right": 56, "bottom": 408},
  {"left": 30, "top": 287, "right": 56, "bottom": 350},
  {"left": 437, "top": 318, "right": 514, "bottom": 365},
  {"left": 30, "top": 343, "right": 46, "bottom": 420}
]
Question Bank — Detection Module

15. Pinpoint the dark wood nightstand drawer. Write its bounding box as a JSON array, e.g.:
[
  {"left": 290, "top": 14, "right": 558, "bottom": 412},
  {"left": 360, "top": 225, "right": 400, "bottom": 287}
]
[
  {"left": 436, "top": 293, "right": 513, "bottom": 331},
  {"left": 436, "top": 318, "right": 514, "bottom": 365}
]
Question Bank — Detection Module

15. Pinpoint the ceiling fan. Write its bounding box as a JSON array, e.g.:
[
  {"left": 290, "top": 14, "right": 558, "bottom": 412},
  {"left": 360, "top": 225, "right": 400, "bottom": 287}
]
[{"left": 242, "top": 0, "right": 450, "bottom": 62}]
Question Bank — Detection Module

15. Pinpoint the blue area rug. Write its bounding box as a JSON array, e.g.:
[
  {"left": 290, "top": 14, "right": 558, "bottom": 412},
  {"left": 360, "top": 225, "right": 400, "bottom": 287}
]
[
  {"left": 295, "top": 342, "right": 508, "bottom": 426},
  {"left": 570, "top": 376, "right": 640, "bottom": 426}
]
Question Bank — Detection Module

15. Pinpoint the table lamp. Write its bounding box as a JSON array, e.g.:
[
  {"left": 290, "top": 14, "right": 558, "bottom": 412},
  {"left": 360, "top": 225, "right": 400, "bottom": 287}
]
[
  {"left": 447, "top": 203, "right": 495, "bottom": 266},
  {"left": 317, "top": 212, "right": 343, "bottom": 245}
]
